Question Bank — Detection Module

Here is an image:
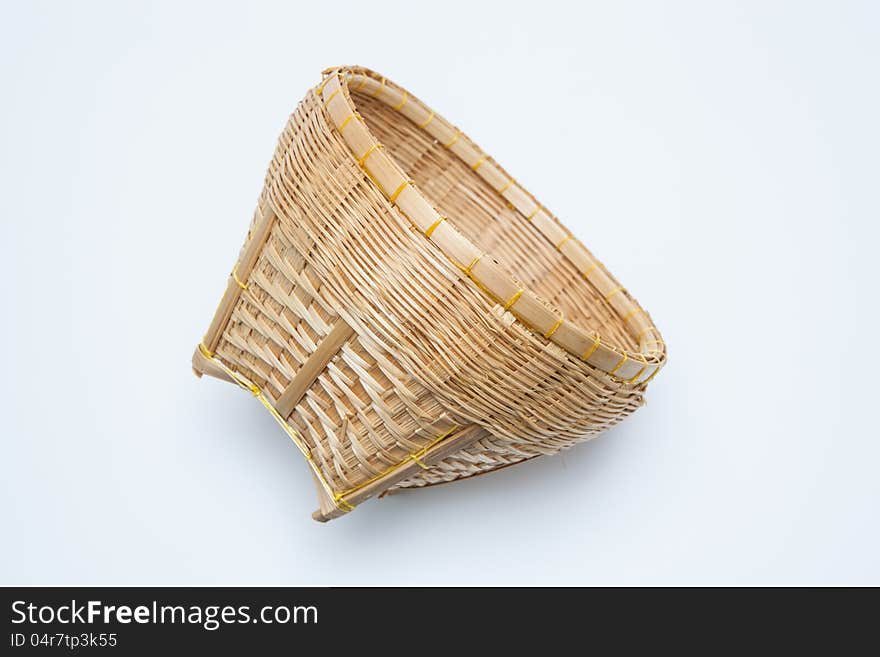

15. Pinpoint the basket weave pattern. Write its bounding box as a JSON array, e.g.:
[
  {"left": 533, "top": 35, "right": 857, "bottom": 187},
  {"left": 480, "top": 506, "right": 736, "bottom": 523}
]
[{"left": 193, "top": 66, "right": 666, "bottom": 520}]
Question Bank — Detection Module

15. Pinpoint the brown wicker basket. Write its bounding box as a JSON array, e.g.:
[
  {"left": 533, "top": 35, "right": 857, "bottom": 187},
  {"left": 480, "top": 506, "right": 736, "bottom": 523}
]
[{"left": 192, "top": 65, "right": 666, "bottom": 521}]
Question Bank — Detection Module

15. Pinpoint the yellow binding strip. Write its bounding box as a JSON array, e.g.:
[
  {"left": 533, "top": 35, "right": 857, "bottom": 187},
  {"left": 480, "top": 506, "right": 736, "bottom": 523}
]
[
  {"left": 625, "top": 354, "right": 649, "bottom": 384},
  {"left": 543, "top": 315, "right": 564, "bottom": 339},
  {"left": 504, "top": 288, "right": 524, "bottom": 310},
  {"left": 604, "top": 286, "right": 625, "bottom": 301},
  {"left": 357, "top": 143, "right": 384, "bottom": 168},
  {"left": 231, "top": 265, "right": 249, "bottom": 291},
  {"left": 610, "top": 351, "right": 628, "bottom": 375},
  {"left": 581, "top": 333, "right": 601, "bottom": 361},
  {"left": 322, "top": 88, "right": 341, "bottom": 108},
  {"left": 582, "top": 262, "right": 599, "bottom": 279},
  {"left": 556, "top": 235, "right": 573, "bottom": 251},
  {"left": 338, "top": 112, "right": 362, "bottom": 132},
  {"left": 425, "top": 216, "right": 445, "bottom": 237},
  {"left": 640, "top": 363, "right": 664, "bottom": 385},
  {"left": 316, "top": 76, "right": 332, "bottom": 96},
  {"left": 464, "top": 253, "right": 483, "bottom": 275},
  {"left": 393, "top": 91, "right": 409, "bottom": 110},
  {"left": 443, "top": 130, "right": 460, "bottom": 148},
  {"left": 390, "top": 180, "right": 413, "bottom": 203},
  {"left": 370, "top": 76, "right": 386, "bottom": 98}
]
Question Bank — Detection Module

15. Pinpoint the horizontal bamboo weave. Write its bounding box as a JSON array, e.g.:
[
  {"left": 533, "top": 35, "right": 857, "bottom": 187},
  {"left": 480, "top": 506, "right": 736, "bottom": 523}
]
[{"left": 193, "top": 66, "right": 666, "bottom": 520}]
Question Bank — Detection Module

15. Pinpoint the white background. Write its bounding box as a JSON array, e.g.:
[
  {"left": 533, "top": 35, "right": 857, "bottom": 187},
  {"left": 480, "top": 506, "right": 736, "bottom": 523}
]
[{"left": 2, "top": 1, "right": 878, "bottom": 585}]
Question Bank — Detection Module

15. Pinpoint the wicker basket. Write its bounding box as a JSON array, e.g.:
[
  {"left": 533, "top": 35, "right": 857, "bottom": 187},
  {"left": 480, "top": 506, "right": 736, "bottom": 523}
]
[{"left": 192, "top": 66, "right": 666, "bottom": 521}]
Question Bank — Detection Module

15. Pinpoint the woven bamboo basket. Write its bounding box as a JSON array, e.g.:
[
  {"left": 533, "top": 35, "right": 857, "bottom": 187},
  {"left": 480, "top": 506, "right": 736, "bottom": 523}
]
[{"left": 192, "top": 65, "right": 666, "bottom": 521}]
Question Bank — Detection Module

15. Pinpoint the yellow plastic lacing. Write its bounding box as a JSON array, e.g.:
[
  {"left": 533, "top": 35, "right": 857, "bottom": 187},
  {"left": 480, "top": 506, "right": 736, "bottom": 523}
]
[
  {"left": 322, "top": 88, "right": 341, "bottom": 108},
  {"left": 390, "top": 179, "right": 413, "bottom": 203},
  {"left": 443, "top": 130, "right": 460, "bottom": 148},
  {"left": 504, "top": 289, "right": 524, "bottom": 310},
  {"left": 556, "top": 235, "right": 573, "bottom": 251},
  {"left": 581, "top": 333, "right": 601, "bottom": 361},
  {"left": 393, "top": 91, "right": 409, "bottom": 111},
  {"left": 425, "top": 216, "right": 445, "bottom": 237},
  {"left": 316, "top": 76, "right": 332, "bottom": 95},
  {"left": 464, "top": 253, "right": 483, "bottom": 275},
  {"left": 605, "top": 286, "right": 626, "bottom": 301},
  {"left": 543, "top": 315, "right": 564, "bottom": 339},
  {"left": 640, "top": 363, "right": 664, "bottom": 385},
  {"left": 581, "top": 262, "right": 599, "bottom": 279},
  {"left": 338, "top": 112, "right": 362, "bottom": 131},
  {"left": 370, "top": 76, "right": 386, "bottom": 98},
  {"left": 610, "top": 350, "right": 628, "bottom": 375},
  {"left": 625, "top": 353, "right": 649, "bottom": 384},
  {"left": 231, "top": 265, "right": 249, "bottom": 291},
  {"left": 357, "top": 143, "right": 384, "bottom": 168}
]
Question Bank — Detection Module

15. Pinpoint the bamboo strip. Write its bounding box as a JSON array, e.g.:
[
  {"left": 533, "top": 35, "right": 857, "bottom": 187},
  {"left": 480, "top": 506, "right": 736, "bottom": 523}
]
[{"left": 274, "top": 320, "right": 355, "bottom": 418}]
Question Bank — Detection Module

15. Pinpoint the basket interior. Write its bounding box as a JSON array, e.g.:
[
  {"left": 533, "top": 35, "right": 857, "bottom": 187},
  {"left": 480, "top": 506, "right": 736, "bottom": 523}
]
[{"left": 353, "top": 92, "right": 639, "bottom": 353}]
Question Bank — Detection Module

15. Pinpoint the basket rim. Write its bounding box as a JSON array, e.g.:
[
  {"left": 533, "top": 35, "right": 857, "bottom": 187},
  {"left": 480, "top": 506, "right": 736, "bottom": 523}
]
[{"left": 318, "top": 66, "right": 665, "bottom": 385}]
